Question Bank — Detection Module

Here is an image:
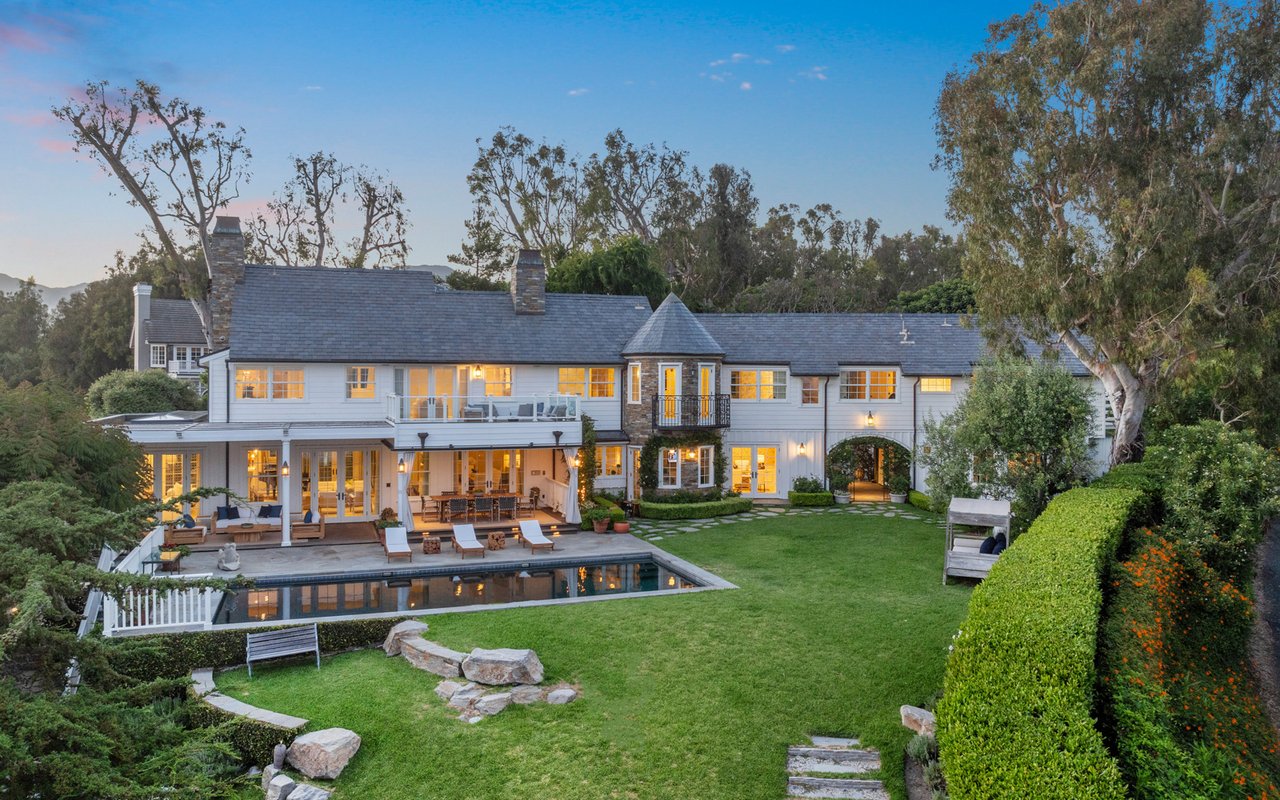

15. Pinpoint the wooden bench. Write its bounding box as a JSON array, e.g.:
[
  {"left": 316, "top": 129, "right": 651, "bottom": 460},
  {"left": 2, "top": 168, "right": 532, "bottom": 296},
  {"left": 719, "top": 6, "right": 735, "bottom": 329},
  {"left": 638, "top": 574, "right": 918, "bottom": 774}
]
[{"left": 246, "top": 624, "right": 320, "bottom": 677}]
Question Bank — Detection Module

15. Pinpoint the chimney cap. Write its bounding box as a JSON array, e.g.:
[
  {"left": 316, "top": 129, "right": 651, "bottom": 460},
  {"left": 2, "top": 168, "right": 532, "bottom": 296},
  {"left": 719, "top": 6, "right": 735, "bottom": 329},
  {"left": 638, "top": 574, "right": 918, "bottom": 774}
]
[
  {"left": 515, "top": 249, "right": 543, "bottom": 267},
  {"left": 213, "top": 216, "right": 242, "bottom": 234},
  {"left": 133, "top": 283, "right": 152, "bottom": 295}
]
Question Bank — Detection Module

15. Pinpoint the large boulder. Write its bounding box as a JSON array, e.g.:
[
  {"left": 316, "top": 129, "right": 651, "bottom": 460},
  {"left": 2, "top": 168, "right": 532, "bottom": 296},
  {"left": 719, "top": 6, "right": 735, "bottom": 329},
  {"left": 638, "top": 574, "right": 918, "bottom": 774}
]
[
  {"left": 289, "top": 785, "right": 333, "bottom": 800},
  {"left": 461, "top": 648, "right": 544, "bottom": 685},
  {"left": 401, "top": 636, "right": 466, "bottom": 678},
  {"left": 286, "top": 727, "right": 361, "bottom": 780},
  {"left": 900, "top": 705, "right": 937, "bottom": 736},
  {"left": 382, "top": 620, "right": 429, "bottom": 656}
]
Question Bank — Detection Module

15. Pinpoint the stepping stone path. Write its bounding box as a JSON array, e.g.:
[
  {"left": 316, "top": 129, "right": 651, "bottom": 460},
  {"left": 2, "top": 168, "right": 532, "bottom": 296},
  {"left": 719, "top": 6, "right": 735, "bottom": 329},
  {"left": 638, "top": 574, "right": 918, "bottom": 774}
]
[
  {"left": 785, "top": 736, "right": 887, "bottom": 800},
  {"left": 630, "top": 502, "right": 942, "bottom": 539}
]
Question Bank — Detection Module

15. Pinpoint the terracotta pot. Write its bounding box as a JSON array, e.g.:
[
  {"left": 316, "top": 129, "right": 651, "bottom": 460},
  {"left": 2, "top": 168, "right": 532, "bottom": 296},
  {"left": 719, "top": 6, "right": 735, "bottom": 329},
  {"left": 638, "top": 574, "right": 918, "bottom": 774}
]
[
  {"left": 613, "top": 521, "right": 631, "bottom": 534},
  {"left": 593, "top": 518, "right": 610, "bottom": 533}
]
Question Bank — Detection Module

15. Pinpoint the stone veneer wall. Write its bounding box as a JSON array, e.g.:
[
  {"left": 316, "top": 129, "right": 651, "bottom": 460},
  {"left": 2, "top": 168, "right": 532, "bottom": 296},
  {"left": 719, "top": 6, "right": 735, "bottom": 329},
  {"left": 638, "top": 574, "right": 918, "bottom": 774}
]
[
  {"left": 208, "top": 217, "right": 247, "bottom": 351},
  {"left": 621, "top": 356, "right": 724, "bottom": 495},
  {"left": 510, "top": 249, "right": 546, "bottom": 315}
]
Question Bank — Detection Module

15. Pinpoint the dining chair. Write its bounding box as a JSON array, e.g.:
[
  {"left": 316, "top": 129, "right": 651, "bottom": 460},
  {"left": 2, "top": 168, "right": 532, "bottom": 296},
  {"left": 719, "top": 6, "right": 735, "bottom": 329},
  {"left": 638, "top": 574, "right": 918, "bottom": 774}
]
[
  {"left": 447, "top": 497, "right": 469, "bottom": 522},
  {"left": 473, "top": 496, "right": 496, "bottom": 522},
  {"left": 497, "top": 495, "right": 517, "bottom": 520}
]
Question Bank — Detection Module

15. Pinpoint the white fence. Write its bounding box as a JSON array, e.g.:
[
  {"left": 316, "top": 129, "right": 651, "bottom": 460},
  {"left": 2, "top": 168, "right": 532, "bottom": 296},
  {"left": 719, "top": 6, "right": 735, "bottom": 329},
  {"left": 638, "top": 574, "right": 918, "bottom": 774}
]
[{"left": 100, "top": 524, "right": 223, "bottom": 637}]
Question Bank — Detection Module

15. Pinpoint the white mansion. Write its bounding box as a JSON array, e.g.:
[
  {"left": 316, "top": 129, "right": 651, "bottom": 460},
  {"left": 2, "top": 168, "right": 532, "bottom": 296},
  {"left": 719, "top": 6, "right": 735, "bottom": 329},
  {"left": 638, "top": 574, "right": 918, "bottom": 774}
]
[{"left": 116, "top": 217, "right": 1110, "bottom": 542}]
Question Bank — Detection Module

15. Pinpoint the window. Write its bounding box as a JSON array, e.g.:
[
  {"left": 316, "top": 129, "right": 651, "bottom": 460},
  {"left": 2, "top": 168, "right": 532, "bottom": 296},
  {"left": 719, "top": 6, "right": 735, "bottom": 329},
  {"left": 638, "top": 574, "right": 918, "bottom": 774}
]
[
  {"left": 589, "top": 367, "right": 615, "bottom": 398},
  {"left": 731, "top": 369, "right": 787, "bottom": 400},
  {"left": 238, "top": 367, "right": 305, "bottom": 399},
  {"left": 920, "top": 377, "right": 952, "bottom": 393},
  {"left": 628, "top": 362, "right": 642, "bottom": 404},
  {"left": 698, "top": 445, "right": 714, "bottom": 487},
  {"left": 235, "top": 368, "right": 268, "bottom": 399},
  {"left": 272, "top": 368, "right": 305, "bottom": 399},
  {"left": 481, "top": 366, "right": 511, "bottom": 397},
  {"left": 659, "top": 448, "right": 679, "bottom": 488},
  {"left": 558, "top": 367, "right": 585, "bottom": 395},
  {"left": 596, "top": 446, "right": 623, "bottom": 477},
  {"left": 869, "top": 370, "right": 897, "bottom": 400},
  {"left": 839, "top": 370, "right": 867, "bottom": 400},
  {"left": 150, "top": 344, "right": 168, "bottom": 367},
  {"left": 346, "top": 366, "right": 376, "bottom": 399},
  {"left": 246, "top": 448, "right": 279, "bottom": 502},
  {"left": 801, "top": 376, "right": 821, "bottom": 405},
  {"left": 409, "top": 452, "right": 429, "bottom": 498}
]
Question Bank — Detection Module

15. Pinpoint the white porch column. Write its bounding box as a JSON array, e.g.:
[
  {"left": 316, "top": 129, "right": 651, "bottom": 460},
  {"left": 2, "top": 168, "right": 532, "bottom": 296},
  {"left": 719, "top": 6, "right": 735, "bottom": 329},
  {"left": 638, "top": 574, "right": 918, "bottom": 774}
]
[
  {"left": 397, "top": 455, "right": 412, "bottom": 531},
  {"left": 563, "top": 447, "right": 580, "bottom": 524},
  {"left": 280, "top": 439, "right": 292, "bottom": 547}
]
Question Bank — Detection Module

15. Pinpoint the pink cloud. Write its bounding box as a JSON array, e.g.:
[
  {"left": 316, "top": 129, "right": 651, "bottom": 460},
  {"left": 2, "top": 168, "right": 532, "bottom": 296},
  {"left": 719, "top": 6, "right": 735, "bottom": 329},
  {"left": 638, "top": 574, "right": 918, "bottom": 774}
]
[
  {"left": 0, "top": 22, "right": 53, "bottom": 53},
  {"left": 5, "top": 110, "right": 55, "bottom": 128},
  {"left": 37, "top": 138, "right": 75, "bottom": 154}
]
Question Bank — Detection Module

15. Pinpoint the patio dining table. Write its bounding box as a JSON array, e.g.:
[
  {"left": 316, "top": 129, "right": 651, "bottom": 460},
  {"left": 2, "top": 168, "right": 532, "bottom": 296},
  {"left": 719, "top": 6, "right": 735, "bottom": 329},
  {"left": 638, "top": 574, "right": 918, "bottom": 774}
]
[{"left": 428, "top": 492, "right": 521, "bottom": 522}]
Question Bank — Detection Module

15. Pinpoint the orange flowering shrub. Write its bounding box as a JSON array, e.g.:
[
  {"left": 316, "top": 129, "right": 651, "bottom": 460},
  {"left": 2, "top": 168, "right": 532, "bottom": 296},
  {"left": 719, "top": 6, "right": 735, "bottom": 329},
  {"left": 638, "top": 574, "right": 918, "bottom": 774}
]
[{"left": 1100, "top": 529, "right": 1280, "bottom": 799}]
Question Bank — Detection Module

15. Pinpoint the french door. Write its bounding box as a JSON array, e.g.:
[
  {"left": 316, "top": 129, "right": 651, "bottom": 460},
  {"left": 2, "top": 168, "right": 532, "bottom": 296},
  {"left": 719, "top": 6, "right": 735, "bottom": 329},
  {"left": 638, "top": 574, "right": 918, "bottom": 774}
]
[
  {"left": 697, "top": 363, "right": 715, "bottom": 424},
  {"left": 454, "top": 450, "right": 523, "bottom": 494},
  {"left": 301, "top": 448, "right": 380, "bottom": 520},
  {"left": 730, "top": 446, "right": 778, "bottom": 497},
  {"left": 659, "top": 363, "right": 681, "bottom": 424}
]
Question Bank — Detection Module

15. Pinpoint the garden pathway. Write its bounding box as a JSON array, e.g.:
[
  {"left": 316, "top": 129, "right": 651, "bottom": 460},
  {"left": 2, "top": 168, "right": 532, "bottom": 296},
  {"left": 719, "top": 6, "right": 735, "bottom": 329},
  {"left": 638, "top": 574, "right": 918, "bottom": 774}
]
[
  {"left": 785, "top": 735, "right": 889, "bottom": 799},
  {"left": 630, "top": 502, "right": 944, "bottom": 542}
]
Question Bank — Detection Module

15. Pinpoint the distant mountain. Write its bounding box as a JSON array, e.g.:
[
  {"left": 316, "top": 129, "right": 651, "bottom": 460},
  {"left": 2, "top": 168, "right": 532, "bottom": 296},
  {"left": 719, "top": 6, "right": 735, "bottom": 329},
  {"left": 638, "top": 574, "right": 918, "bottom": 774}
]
[{"left": 0, "top": 273, "right": 90, "bottom": 308}]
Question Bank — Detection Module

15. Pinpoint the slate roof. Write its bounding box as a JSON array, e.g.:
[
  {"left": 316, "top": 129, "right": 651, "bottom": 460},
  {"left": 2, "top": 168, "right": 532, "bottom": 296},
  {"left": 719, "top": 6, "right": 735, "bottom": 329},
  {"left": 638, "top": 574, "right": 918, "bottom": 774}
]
[
  {"left": 622, "top": 293, "right": 724, "bottom": 356},
  {"left": 146, "top": 298, "right": 205, "bottom": 345},
  {"left": 228, "top": 265, "right": 653, "bottom": 363},
  {"left": 695, "top": 313, "right": 1091, "bottom": 377}
]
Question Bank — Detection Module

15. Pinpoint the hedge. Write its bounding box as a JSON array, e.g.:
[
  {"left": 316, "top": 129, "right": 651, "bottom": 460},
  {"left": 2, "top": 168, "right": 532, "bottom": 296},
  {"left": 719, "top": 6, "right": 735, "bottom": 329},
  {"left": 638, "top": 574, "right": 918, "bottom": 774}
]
[
  {"left": 937, "top": 486, "right": 1147, "bottom": 800},
  {"left": 636, "top": 497, "right": 753, "bottom": 520},
  {"left": 581, "top": 496, "right": 627, "bottom": 530},
  {"left": 787, "top": 491, "right": 834, "bottom": 507},
  {"left": 108, "top": 617, "right": 405, "bottom": 681},
  {"left": 1090, "top": 461, "right": 1164, "bottom": 526},
  {"left": 908, "top": 490, "right": 931, "bottom": 513},
  {"left": 186, "top": 693, "right": 302, "bottom": 767}
]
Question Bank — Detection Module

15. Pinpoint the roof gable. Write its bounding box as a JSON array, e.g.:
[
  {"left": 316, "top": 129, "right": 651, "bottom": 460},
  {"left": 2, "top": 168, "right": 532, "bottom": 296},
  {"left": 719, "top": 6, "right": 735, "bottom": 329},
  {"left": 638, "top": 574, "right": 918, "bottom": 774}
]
[{"left": 146, "top": 298, "right": 206, "bottom": 345}]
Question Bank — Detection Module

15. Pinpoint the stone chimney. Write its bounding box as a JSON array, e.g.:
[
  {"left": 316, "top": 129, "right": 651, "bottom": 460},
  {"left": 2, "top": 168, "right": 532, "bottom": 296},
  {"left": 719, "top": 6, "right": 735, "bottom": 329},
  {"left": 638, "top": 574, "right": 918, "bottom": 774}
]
[
  {"left": 208, "top": 216, "right": 247, "bottom": 350},
  {"left": 132, "top": 283, "right": 152, "bottom": 371},
  {"left": 510, "top": 249, "right": 546, "bottom": 314}
]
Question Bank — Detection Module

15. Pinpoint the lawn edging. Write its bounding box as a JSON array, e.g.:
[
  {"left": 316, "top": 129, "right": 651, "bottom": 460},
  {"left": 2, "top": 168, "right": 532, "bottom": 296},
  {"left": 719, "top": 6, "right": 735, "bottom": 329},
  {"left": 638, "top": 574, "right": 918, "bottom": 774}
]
[
  {"left": 637, "top": 496, "right": 753, "bottom": 520},
  {"left": 937, "top": 486, "right": 1146, "bottom": 799},
  {"left": 189, "top": 667, "right": 307, "bottom": 765}
]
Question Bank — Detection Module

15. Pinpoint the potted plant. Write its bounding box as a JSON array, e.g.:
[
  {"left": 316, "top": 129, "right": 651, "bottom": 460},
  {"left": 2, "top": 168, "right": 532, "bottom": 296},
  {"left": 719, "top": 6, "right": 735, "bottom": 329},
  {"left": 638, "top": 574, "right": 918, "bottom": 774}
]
[
  {"left": 888, "top": 473, "right": 910, "bottom": 504},
  {"left": 374, "top": 507, "right": 401, "bottom": 538},
  {"left": 583, "top": 507, "right": 611, "bottom": 533},
  {"left": 613, "top": 515, "right": 630, "bottom": 534}
]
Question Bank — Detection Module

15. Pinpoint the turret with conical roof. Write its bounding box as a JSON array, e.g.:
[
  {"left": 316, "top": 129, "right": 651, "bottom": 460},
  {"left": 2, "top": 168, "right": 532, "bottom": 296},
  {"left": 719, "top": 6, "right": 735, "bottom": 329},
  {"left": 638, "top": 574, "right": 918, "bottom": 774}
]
[{"left": 622, "top": 293, "right": 724, "bottom": 357}]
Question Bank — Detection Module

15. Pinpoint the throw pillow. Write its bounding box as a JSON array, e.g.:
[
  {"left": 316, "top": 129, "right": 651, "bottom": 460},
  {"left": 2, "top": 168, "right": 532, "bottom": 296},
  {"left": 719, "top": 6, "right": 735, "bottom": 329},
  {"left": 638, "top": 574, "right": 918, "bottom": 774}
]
[
  {"left": 978, "top": 536, "right": 996, "bottom": 554},
  {"left": 303, "top": 510, "right": 314, "bottom": 524},
  {"left": 992, "top": 540, "right": 1007, "bottom": 556},
  {"left": 181, "top": 513, "right": 196, "bottom": 529},
  {"left": 216, "top": 505, "right": 235, "bottom": 521}
]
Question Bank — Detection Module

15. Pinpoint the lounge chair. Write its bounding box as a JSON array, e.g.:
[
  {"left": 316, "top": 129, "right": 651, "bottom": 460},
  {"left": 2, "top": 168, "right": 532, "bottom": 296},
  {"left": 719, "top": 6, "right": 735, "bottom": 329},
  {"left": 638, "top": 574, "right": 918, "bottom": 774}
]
[
  {"left": 382, "top": 526, "right": 412, "bottom": 562},
  {"left": 292, "top": 515, "right": 326, "bottom": 541},
  {"left": 518, "top": 520, "right": 555, "bottom": 553},
  {"left": 451, "top": 524, "right": 485, "bottom": 559}
]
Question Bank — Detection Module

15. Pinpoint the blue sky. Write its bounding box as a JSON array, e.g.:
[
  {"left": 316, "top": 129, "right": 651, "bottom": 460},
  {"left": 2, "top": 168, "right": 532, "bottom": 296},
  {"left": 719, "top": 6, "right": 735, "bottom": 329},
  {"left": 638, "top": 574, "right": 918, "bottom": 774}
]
[{"left": 0, "top": 0, "right": 1026, "bottom": 287}]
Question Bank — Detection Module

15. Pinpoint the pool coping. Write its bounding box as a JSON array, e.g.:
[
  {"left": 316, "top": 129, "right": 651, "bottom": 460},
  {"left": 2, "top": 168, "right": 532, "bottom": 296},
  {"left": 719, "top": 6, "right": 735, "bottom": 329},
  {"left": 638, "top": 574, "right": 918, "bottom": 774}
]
[{"left": 208, "top": 542, "right": 734, "bottom": 632}]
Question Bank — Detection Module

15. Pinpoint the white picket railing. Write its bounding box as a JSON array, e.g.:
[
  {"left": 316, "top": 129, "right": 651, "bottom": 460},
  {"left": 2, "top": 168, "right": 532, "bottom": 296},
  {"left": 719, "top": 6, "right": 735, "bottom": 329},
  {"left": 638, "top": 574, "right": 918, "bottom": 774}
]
[{"left": 100, "top": 524, "right": 222, "bottom": 637}]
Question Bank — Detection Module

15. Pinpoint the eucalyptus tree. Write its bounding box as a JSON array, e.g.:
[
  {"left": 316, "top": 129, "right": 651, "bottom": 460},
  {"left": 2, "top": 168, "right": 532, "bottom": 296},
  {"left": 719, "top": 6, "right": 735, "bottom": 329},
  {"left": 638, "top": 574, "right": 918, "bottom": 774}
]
[{"left": 936, "top": 0, "right": 1280, "bottom": 463}]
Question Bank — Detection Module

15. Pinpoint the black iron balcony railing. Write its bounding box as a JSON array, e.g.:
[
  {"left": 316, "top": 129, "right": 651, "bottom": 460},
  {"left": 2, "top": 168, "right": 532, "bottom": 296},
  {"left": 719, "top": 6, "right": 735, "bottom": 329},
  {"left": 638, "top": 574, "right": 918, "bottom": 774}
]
[{"left": 651, "top": 394, "right": 731, "bottom": 429}]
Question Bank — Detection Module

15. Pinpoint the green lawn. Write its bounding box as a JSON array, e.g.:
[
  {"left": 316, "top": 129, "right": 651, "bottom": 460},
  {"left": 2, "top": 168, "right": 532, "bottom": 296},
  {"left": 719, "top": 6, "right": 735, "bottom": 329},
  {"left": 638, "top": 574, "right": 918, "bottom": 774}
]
[{"left": 217, "top": 510, "right": 971, "bottom": 799}]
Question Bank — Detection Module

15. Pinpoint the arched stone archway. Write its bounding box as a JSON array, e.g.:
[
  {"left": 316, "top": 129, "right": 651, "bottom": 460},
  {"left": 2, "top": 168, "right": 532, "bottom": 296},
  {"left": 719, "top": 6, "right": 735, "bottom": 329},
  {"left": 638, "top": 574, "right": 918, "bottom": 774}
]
[{"left": 826, "top": 435, "right": 911, "bottom": 501}]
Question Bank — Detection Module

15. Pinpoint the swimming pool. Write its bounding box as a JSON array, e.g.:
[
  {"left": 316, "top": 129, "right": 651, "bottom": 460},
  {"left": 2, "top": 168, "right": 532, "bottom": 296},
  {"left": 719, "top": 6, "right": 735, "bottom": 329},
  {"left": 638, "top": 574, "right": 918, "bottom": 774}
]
[{"left": 213, "top": 556, "right": 703, "bottom": 624}]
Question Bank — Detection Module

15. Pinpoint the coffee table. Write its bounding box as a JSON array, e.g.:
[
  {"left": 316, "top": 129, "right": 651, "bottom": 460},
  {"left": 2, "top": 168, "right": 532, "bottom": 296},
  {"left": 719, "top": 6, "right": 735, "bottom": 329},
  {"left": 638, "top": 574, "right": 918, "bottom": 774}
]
[{"left": 232, "top": 523, "right": 271, "bottom": 543}]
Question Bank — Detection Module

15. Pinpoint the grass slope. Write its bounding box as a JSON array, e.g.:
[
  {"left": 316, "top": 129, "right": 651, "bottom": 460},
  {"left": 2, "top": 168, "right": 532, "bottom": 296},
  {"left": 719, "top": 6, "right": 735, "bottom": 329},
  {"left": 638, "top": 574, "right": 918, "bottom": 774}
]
[{"left": 217, "top": 511, "right": 970, "bottom": 799}]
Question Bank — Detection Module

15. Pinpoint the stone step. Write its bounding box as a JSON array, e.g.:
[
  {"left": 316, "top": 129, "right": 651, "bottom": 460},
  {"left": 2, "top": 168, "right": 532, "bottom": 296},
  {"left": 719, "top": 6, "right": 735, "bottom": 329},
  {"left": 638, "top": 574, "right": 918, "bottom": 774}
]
[
  {"left": 808, "top": 735, "right": 861, "bottom": 749},
  {"left": 786, "top": 776, "right": 889, "bottom": 800},
  {"left": 786, "top": 747, "right": 880, "bottom": 775}
]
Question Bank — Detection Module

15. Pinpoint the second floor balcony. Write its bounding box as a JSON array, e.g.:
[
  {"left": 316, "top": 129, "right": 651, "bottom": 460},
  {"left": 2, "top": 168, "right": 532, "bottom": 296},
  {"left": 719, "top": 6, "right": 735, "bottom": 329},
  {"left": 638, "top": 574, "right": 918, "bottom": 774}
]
[
  {"left": 387, "top": 394, "right": 581, "bottom": 424},
  {"left": 652, "top": 394, "right": 731, "bottom": 430}
]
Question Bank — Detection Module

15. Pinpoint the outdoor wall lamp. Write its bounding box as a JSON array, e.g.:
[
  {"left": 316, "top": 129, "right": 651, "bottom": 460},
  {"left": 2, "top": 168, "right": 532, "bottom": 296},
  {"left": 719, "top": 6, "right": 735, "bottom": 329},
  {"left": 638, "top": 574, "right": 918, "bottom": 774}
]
[
  {"left": 471, "top": 365, "right": 484, "bottom": 379},
  {"left": 865, "top": 412, "right": 876, "bottom": 427},
  {"left": 280, "top": 461, "right": 289, "bottom": 477},
  {"left": 397, "top": 458, "right": 407, "bottom": 474},
  {"left": 797, "top": 442, "right": 807, "bottom": 455}
]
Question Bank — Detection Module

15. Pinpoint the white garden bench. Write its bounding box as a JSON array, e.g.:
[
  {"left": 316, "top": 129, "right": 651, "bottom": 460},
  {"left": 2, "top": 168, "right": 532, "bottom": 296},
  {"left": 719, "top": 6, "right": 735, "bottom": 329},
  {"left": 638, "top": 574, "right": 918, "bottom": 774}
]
[{"left": 246, "top": 623, "right": 320, "bottom": 677}]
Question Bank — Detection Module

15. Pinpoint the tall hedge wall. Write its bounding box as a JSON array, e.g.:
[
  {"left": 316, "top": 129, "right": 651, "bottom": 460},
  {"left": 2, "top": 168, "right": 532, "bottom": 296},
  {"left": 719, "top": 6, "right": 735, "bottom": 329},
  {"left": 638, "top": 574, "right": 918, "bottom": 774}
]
[{"left": 937, "top": 486, "right": 1147, "bottom": 799}]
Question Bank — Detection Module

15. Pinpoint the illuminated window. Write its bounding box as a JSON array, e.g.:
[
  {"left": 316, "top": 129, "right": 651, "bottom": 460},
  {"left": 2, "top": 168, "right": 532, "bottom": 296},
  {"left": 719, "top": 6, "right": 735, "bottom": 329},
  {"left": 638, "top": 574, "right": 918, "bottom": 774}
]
[
  {"left": 235, "top": 368, "right": 268, "bottom": 399},
  {"left": 246, "top": 449, "right": 279, "bottom": 502},
  {"left": 801, "top": 376, "right": 820, "bottom": 405},
  {"left": 346, "top": 366, "right": 376, "bottom": 399},
  {"left": 659, "top": 448, "right": 679, "bottom": 488},
  {"left": 482, "top": 366, "right": 511, "bottom": 397},
  {"left": 697, "top": 445, "right": 714, "bottom": 487},
  {"left": 272, "top": 368, "right": 305, "bottom": 399},
  {"left": 559, "top": 367, "right": 616, "bottom": 398},
  {"left": 760, "top": 370, "right": 788, "bottom": 400},
  {"left": 627, "top": 362, "right": 642, "bottom": 404},
  {"left": 558, "top": 367, "right": 585, "bottom": 395},
  {"left": 731, "top": 370, "right": 787, "bottom": 400},
  {"left": 588, "top": 367, "right": 615, "bottom": 398},
  {"left": 869, "top": 370, "right": 897, "bottom": 400},
  {"left": 410, "top": 452, "right": 430, "bottom": 497},
  {"left": 730, "top": 370, "right": 757, "bottom": 400},
  {"left": 595, "top": 446, "right": 623, "bottom": 477},
  {"left": 920, "top": 377, "right": 952, "bottom": 393},
  {"left": 247, "top": 590, "right": 279, "bottom": 621}
]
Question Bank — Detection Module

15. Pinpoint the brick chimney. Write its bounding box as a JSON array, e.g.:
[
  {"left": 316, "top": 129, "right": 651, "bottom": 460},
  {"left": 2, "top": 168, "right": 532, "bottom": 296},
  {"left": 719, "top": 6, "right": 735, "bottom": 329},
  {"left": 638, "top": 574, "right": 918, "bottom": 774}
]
[
  {"left": 132, "top": 283, "right": 152, "bottom": 371},
  {"left": 208, "top": 216, "right": 246, "bottom": 350},
  {"left": 510, "top": 249, "right": 545, "bottom": 314}
]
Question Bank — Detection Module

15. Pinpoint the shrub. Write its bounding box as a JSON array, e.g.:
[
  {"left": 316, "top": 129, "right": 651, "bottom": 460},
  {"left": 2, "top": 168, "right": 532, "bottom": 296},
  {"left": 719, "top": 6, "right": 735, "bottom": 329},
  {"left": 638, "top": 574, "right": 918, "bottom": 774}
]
[
  {"left": 86, "top": 369, "right": 204, "bottom": 417},
  {"left": 580, "top": 505, "right": 624, "bottom": 530},
  {"left": 908, "top": 490, "right": 932, "bottom": 513},
  {"left": 653, "top": 488, "right": 725, "bottom": 503},
  {"left": 1090, "top": 462, "right": 1164, "bottom": 525},
  {"left": 792, "top": 475, "right": 825, "bottom": 493},
  {"left": 186, "top": 694, "right": 302, "bottom": 766},
  {"left": 937, "top": 487, "right": 1149, "bottom": 799},
  {"left": 637, "top": 497, "right": 752, "bottom": 520},
  {"left": 108, "top": 617, "right": 405, "bottom": 680},
  {"left": 787, "top": 491, "right": 834, "bottom": 507},
  {"left": 1143, "top": 421, "right": 1280, "bottom": 582}
]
